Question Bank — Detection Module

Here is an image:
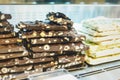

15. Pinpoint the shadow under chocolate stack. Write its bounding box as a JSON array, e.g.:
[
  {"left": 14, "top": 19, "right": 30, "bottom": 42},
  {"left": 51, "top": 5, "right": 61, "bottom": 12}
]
[
  {"left": 17, "top": 12, "right": 87, "bottom": 73},
  {"left": 0, "top": 12, "right": 29, "bottom": 79}
]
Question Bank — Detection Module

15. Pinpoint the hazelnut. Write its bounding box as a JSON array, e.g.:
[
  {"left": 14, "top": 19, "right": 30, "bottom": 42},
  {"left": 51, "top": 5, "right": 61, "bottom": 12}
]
[
  {"left": 1, "top": 68, "right": 8, "bottom": 73},
  {"left": 57, "top": 18, "right": 62, "bottom": 23},
  {"left": 8, "top": 49, "right": 11, "bottom": 52},
  {"left": 32, "top": 31, "right": 37, "bottom": 37},
  {"left": 54, "top": 39, "right": 57, "bottom": 42},
  {"left": 59, "top": 45, "right": 63, "bottom": 50},
  {"left": 75, "top": 46, "right": 80, "bottom": 50},
  {"left": 0, "top": 23, "right": 3, "bottom": 26},
  {"left": 1, "top": 14, "right": 5, "bottom": 20},
  {"left": 75, "top": 37, "right": 79, "bottom": 41},
  {"left": 46, "top": 26, "right": 50, "bottom": 29},
  {"left": 40, "top": 31, "right": 46, "bottom": 37},
  {"left": 64, "top": 45, "right": 70, "bottom": 51},
  {"left": 20, "top": 24, "right": 26, "bottom": 28},
  {"left": 43, "top": 44, "right": 50, "bottom": 50},
  {"left": 17, "top": 39, "right": 22, "bottom": 43},
  {"left": 39, "top": 38, "right": 45, "bottom": 42},
  {"left": 64, "top": 37, "right": 70, "bottom": 41},
  {"left": 32, "top": 39, "right": 37, "bottom": 44},
  {"left": 48, "top": 32, "right": 53, "bottom": 37},
  {"left": 27, "top": 66, "right": 32, "bottom": 70},
  {"left": 58, "top": 32, "right": 63, "bottom": 36}
]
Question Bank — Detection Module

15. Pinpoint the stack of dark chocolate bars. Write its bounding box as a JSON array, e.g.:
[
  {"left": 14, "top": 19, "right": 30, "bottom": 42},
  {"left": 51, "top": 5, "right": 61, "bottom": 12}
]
[
  {"left": 0, "top": 12, "right": 87, "bottom": 79},
  {"left": 0, "top": 12, "right": 29, "bottom": 79},
  {"left": 17, "top": 12, "right": 87, "bottom": 72}
]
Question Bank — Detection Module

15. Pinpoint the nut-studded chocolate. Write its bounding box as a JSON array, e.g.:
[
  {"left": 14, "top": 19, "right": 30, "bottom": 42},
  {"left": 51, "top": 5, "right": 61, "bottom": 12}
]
[
  {"left": 0, "top": 32, "right": 16, "bottom": 39},
  {"left": 0, "top": 12, "right": 11, "bottom": 20},
  {"left": 0, "top": 57, "right": 54, "bottom": 68},
  {"left": 21, "top": 30, "right": 76, "bottom": 39},
  {"left": 0, "top": 38, "right": 22, "bottom": 45},
  {"left": 0, "top": 20, "right": 10, "bottom": 27},
  {"left": 31, "top": 42, "right": 86, "bottom": 52},
  {"left": 30, "top": 35, "right": 85, "bottom": 45},
  {"left": 0, "top": 25, "right": 14, "bottom": 33},
  {"left": 0, "top": 65, "right": 33, "bottom": 75},
  {"left": 34, "top": 62, "right": 56, "bottom": 70},
  {"left": 0, "top": 45, "right": 25, "bottom": 53},
  {"left": 32, "top": 52, "right": 55, "bottom": 58},
  {"left": 0, "top": 51, "right": 28, "bottom": 60},
  {"left": 46, "top": 12, "right": 73, "bottom": 28},
  {"left": 17, "top": 20, "right": 71, "bottom": 31}
]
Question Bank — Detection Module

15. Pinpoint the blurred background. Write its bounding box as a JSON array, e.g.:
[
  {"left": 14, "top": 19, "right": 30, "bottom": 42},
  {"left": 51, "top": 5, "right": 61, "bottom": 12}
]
[
  {"left": 0, "top": 0, "right": 120, "bottom": 27},
  {"left": 0, "top": 5, "right": 120, "bottom": 25},
  {"left": 0, "top": 0, "right": 120, "bottom": 4}
]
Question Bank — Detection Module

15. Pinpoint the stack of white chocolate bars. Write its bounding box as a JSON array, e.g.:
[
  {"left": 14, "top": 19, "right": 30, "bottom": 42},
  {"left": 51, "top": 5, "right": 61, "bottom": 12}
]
[{"left": 76, "top": 18, "right": 120, "bottom": 65}]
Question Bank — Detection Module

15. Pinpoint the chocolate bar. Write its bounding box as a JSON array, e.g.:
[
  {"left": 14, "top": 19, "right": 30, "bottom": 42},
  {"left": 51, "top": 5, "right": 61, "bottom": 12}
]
[
  {"left": 57, "top": 61, "right": 83, "bottom": 69},
  {"left": 0, "top": 20, "right": 10, "bottom": 27},
  {"left": 32, "top": 52, "right": 56, "bottom": 58},
  {"left": 58, "top": 55, "right": 83, "bottom": 64},
  {"left": 46, "top": 12, "right": 73, "bottom": 26},
  {"left": 0, "top": 32, "right": 16, "bottom": 39},
  {"left": 31, "top": 42, "right": 86, "bottom": 52},
  {"left": 0, "top": 51, "right": 28, "bottom": 60},
  {"left": 18, "top": 57, "right": 54, "bottom": 64},
  {"left": 11, "top": 62, "right": 57, "bottom": 79},
  {"left": 0, "top": 65, "right": 33, "bottom": 74},
  {"left": 34, "top": 62, "right": 56, "bottom": 70},
  {"left": 17, "top": 21, "right": 71, "bottom": 31},
  {"left": 30, "top": 35, "right": 86, "bottom": 44},
  {"left": 0, "top": 57, "right": 54, "bottom": 68},
  {"left": 0, "top": 13, "right": 11, "bottom": 20},
  {"left": 21, "top": 30, "right": 76, "bottom": 39},
  {"left": 0, "top": 25, "right": 13, "bottom": 33},
  {"left": 0, "top": 38, "right": 22, "bottom": 45},
  {"left": 0, "top": 45, "right": 25, "bottom": 53}
]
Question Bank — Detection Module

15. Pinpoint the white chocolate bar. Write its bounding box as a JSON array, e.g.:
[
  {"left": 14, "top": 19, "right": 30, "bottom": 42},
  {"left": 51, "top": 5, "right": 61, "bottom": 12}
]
[
  {"left": 86, "top": 53, "right": 120, "bottom": 65},
  {"left": 88, "top": 47, "right": 120, "bottom": 58}
]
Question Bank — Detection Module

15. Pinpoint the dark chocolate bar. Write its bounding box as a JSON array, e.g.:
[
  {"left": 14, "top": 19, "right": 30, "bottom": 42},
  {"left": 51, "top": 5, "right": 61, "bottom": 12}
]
[
  {"left": 30, "top": 35, "right": 86, "bottom": 44},
  {"left": 18, "top": 57, "right": 54, "bottom": 64},
  {"left": 0, "top": 51, "right": 28, "bottom": 60},
  {"left": 0, "top": 25, "right": 13, "bottom": 33},
  {"left": 58, "top": 55, "right": 83, "bottom": 64},
  {"left": 0, "top": 45, "right": 25, "bottom": 53},
  {"left": 0, "top": 57, "right": 54, "bottom": 68},
  {"left": 0, "top": 32, "right": 16, "bottom": 39},
  {"left": 0, "top": 13, "right": 11, "bottom": 20},
  {"left": 0, "top": 65, "right": 33, "bottom": 74},
  {"left": 31, "top": 42, "right": 86, "bottom": 52},
  {"left": 34, "top": 62, "right": 57, "bottom": 70},
  {"left": 57, "top": 61, "right": 83, "bottom": 69},
  {"left": 12, "top": 62, "right": 57, "bottom": 79},
  {"left": 0, "top": 20, "right": 10, "bottom": 27},
  {"left": 47, "top": 12, "right": 73, "bottom": 27},
  {"left": 17, "top": 21, "right": 71, "bottom": 31},
  {"left": 32, "top": 52, "right": 56, "bottom": 58},
  {"left": 0, "top": 38, "right": 22, "bottom": 45},
  {"left": 21, "top": 30, "right": 76, "bottom": 39}
]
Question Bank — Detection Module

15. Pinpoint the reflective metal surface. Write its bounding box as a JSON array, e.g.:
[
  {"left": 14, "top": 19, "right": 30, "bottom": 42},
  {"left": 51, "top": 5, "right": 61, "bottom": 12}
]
[{"left": 71, "top": 60, "right": 120, "bottom": 80}]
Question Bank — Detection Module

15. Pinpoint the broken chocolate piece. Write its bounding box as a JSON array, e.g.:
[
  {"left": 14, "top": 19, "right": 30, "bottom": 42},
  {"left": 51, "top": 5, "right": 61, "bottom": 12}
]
[
  {"left": 0, "top": 13, "right": 11, "bottom": 20},
  {"left": 17, "top": 21, "right": 71, "bottom": 31}
]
